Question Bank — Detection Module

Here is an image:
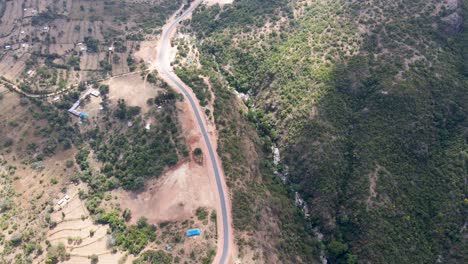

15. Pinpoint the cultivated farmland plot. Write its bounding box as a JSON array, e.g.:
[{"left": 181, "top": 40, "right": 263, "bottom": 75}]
[{"left": 0, "top": 0, "right": 173, "bottom": 93}]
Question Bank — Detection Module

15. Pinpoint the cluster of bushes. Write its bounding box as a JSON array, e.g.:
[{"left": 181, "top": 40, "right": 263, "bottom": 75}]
[
  {"left": 94, "top": 126, "right": 178, "bottom": 189},
  {"left": 175, "top": 67, "right": 211, "bottom": 106},
  {"left": 136, "top": 0, "right": 184, "bottom": 31},
  {"left": 191, "top": 0, "right": 291, "bottom": 37},
  {"left": 97, "top": 212, "right": 156, "bottom": 255},
  {"left": 32, "top": 9, "right": 60, "bottom": 25},
  {"left": 133, "top": 250, "right": 173, "bottom": 264},
  {"left": 81, "top": 99, "right": 184, "bottom": 190},
  {"left": 114, "top": 99, "right": 141, "bottom": 120},
  {"left": 199, "top": 73, "right": 319, "bottom": 262},
  {"left": 28, "top": 99, "right": 77, "bottom": 154},
  {"left": 45, "top": 242, "right": 69, "bottom": 264},
  {"left": 125, "top": 33, "right": 145, "bottom": 41},
  {"left": 85, "top": 37, "right": 100, "bottom": 53},
  {"left": 187, "top": 0, "right": 468, "bottom": 263}
]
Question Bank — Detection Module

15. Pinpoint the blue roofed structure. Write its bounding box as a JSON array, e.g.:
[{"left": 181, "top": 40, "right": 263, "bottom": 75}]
[{"left": 186, "top": 228, "right": 201, "bottom": 237}]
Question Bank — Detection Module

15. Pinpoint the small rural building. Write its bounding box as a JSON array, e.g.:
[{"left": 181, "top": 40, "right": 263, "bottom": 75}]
[
  {"left": 68, "top": 89, "right": 101, "bottom": 117},
  {"left": 89, "top": 90, "right": 100, "bottom": 97},
  {"left": 186, "top": 228, "right": 201, "bottom": 237}
]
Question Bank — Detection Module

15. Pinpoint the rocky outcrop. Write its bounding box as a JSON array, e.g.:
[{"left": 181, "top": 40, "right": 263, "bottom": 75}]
[{"left": 441, "top": 11, "right": 463, "bottom": 35}]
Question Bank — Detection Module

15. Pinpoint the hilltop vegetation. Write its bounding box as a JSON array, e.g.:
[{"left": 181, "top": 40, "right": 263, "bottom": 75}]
[{"left": 185, "top": 0, "right": 467, "bottom": 263}]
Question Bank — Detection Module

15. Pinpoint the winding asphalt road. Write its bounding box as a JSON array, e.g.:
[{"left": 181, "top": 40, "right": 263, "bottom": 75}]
[{"left": 155, "top": 1, "right": 231, "bottom": 263}]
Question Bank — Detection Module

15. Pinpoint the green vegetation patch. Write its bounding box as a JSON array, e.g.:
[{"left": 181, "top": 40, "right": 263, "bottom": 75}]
[
  {"left": 97, "top": 212, "right": 156, "bottom": 255},
  {"left": 188, "top": 0, "right": 468, "bottom": 263},
  {"left": 133, "top": 250, "right": 173, "bottom": 264}
]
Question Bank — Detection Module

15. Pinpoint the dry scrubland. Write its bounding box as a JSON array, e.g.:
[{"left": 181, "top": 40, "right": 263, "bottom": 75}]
[
  {"left": 0, "top": 69, "right": 219, "bottom": 263},
  {"left": 0, "top": 0, "right": 221, "bottom": 263},
  {"left": 0, "top": 0, "right": 181, "bottom": 95},
  {"left": 181, "top": 0, "right": 467, "bottom": 263}
]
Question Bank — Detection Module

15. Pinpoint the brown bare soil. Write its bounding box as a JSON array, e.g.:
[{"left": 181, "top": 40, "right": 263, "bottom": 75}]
[
  {"left": 106, "top": 72, "right": 163, "bottom": 113},
  {"left": 49, "top": 19, "right": 105, "bottom": 44},
  {"left": 0, "top": 1, "right": 21, "bottom": 37},
  {"left": 134, "top": 40, "right": 159, "bottom": 66},
  {"left": 43, "top": 184, "right": 131, "bottom": 264},
  {"left": 0, "top": 53, "right": 30, "bottom": 80},
  {"left": 80, "top": 53, "right": 105, "bottom": 71},
  {"left": 115, "top": 161, "right": 216, "bottom": 224}
]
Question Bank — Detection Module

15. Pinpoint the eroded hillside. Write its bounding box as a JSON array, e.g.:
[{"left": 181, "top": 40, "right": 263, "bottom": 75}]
[{"left": 178, "top": 0, "right": 467, "bottom": 263}]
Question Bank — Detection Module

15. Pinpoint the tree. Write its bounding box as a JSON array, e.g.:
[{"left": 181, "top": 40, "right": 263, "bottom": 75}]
[
  {"left": 123, "top": 209, "right": 132, "bottom": 222},
  {"left": 193, "top": 148, "right": 202, "bottom": 156},
  {"left": 114, "top": 99, "right": 127, "bottom": 120},
  {"left": 89, "top": 254, "right": 98, "bottom": 264},
  {"left": 99, "top": 84, "right": 109, "bottom": 95},
  {"left": 46, "top": 242, "right": 69, "bottom": 263},
  {"left": 137, "top": 217, "right": 148, "bottom": 228},
  {"left": 327, "top": 240, "right": 349, "bottom": 261},
  {"left": 133, "top": 250, "right": 172, "bottom": 264},
  {"left": 84, "top": 37, "right": 99, "bottom": 52},
  {"left": 112, "top": 54, "right": 120, "bottom": 64},
  {"left": 65, "top": 160, "right": 74, "bottom": 168},
  {"left": 10, "top": 232, "right": 22, "bottom": 246}
]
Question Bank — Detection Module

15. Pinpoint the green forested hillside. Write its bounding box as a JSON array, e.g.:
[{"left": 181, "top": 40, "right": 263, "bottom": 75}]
[{"left": 186, "top": 0, "right": 467, "bottom": 263}]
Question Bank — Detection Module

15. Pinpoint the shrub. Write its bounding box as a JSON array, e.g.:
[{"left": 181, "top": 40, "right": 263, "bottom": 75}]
[
  {"left": 133, "top": 250, "right": 172, "bottom": 264},
  {"left": 193, "top": 148, "right": 202, "bottom": 156},
  {"left": 195, "top": 207, "right": 208, "bottom": 220},
  {"left": 89, "top": 254, "right": 99, "bottom": 264},
  {"left": 46, "top": 242, "right": 69, "bottom": 263},
  {"left": 65, "top": 160, "right": 74, "bottom": 168}
]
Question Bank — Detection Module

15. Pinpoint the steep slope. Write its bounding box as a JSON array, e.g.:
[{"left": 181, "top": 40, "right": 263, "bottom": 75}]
[{"left": 184, "top": 0, "right": 467, "bottom": 263}]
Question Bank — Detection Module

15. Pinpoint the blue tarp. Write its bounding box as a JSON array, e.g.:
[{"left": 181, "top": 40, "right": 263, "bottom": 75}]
[
  {"left": 79, "top": 113, "right": 88, "bottom": 118},
  {"left": 186, "top": 228, "right": 201, "bottom": 237}
]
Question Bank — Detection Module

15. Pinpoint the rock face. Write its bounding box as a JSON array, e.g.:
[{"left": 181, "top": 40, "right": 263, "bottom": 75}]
[
  {"left": 441, "top": 11, "right": 463, "bottom": 35},
  {"left": 445, "top": 0, "right": 460, "bottom": 11}
]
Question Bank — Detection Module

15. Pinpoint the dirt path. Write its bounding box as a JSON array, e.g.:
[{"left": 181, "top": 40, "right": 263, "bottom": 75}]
[
  {"left": 151, "top": 1, "right": 233, "bottom": 263},
  {"left": 0, "top": 70, "right": 149, "bottom": 98}
]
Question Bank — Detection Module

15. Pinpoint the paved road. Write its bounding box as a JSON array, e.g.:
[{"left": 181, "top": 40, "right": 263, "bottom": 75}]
[{"left": 156, "top": 1, "right": 230, "bottom": 264}]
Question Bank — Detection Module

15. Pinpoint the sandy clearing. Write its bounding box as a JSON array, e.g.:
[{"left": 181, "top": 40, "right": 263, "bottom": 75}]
[
  {"left": 106, "top": 72, "right": 162, "bottom": 113},
  {"left": 134, "top": 40, "right": 159, "bottom": 65},
  {"left": 115, "top": 160, "right": 216, "bottom": 224}
]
